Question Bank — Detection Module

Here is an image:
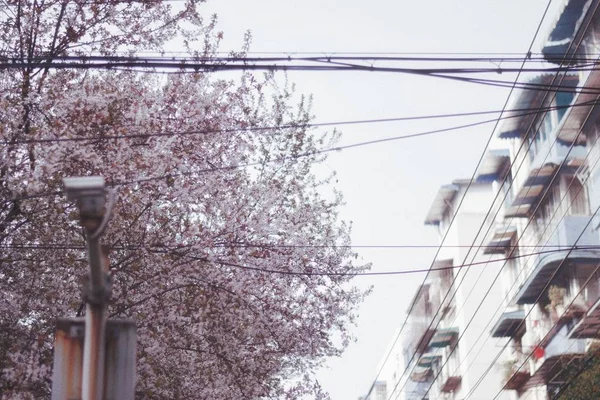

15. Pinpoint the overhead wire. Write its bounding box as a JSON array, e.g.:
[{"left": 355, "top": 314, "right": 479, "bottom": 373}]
[
  {"left": 6, "top": 54, "right": 600, "bottom": 74},
  {"left": 3, "top": 244, "right": 597, "bottom": 277},
  {"left": 167, "top": 248, "right": 600, "bottom": 278},
  {"left": 0, "top": 243, "right": 592, "bottom": 250},
  {"left": 6, "top": 57, "right": 600, "bottom": 96},
  {"left": 425, "top": 62, "right": 593, "bottom": 400},
  {"left": 459, "top": 4, "right": 600, "bottom": 396},
  {"left": 38, "top": 50, "right": 600, "bottom": 58},
  {"left": 453, "top": 125, "right": 600, "bottom": 400},
  {"left": 2, "top": 99, "right": 598, "bottom": 146},
  {"left": 418, "top": 2, "right": 600, "bottom": 396},
  {"left": 5, "top": 98, "right": 599, "bottom": 206},
  {"left": 2, "top": 99, "right": 599, "bottom": 146},
  {"left": 385, "top": 1, "right": 556, "bottom": 398},
  {"left": 459, "top": 134, "right": 600, "bottom": 400},
  {"left": 481, "top": 133, "right": 600, "bottom": 400}
]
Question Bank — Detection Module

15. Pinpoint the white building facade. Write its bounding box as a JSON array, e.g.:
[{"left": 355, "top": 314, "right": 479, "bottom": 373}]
[
  {"left": 386, "top": 179, "right": 513, "bottom": 400},
  {"left": 486, "top": 0, "right": 600, "bottom": 398},
  {"left": 368, "top": 1, "right": 600, "bottom": 399}
]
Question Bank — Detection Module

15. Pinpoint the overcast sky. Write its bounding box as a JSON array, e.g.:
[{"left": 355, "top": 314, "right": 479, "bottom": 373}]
[{"left": 198, "top": 0, "right": 560, "bottom": 398}]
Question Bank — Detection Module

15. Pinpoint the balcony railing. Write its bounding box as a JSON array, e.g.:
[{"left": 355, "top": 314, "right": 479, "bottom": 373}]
[
  {"left": 435, "top": 346, "right": 461, "bottom": 393},
  {"left": 503, "top": 352, "right": 531, "bottom": 391},
  {"left": 524, "top": 324, "right": 586, "bottom": 389},
  {"left": 513, "top": 216, "right": 600, "bottom": 305}
]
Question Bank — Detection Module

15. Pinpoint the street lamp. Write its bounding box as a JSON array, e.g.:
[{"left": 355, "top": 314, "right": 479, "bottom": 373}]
[
  {"left": 51, "top": 177, "right": 136, "bottom": 400},
  {"left": 63, "top": 176, "right": 110, "bottom": 400}
]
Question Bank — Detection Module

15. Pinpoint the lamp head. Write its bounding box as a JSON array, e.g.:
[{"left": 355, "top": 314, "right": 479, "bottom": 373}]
[{"left": 63, "top": 176, "right": 106, "bottom": 219}]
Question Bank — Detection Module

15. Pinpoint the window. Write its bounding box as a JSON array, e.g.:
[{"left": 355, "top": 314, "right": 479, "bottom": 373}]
[
  {"left": 535, "top": 184, "right": 560, "bottom": 235},
  {"left": 556, "top": 91, "right": 575, "bottom": 121},
  {"left": 567, "top": 176, "right": 589, "bottom": 215},
  {"left": 528, "top": 91, "right": 574, "bottom": 160},
  {"left": 571, "top": 266, "right": 600, "bottom": 308},
  {"left": 501, "top": 171, "right": 514, "bottom": 207},
  {"left": 529, "top": 109, "right": 554, "bottom": 160}
]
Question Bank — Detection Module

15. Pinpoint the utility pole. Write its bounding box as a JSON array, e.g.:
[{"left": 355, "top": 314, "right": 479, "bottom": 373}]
[{"left": 51, "top": 176, "right": 136, "bottom": 400}]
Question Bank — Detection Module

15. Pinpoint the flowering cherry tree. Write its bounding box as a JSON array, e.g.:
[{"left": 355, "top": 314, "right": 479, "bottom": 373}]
[{"left": 0, "top": 1, "right": 368, "bottom": 398}]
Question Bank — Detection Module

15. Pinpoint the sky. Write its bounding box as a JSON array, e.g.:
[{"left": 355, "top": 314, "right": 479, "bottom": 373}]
[{"left": 196, "top": 0, "right": 562, "bottom": 398}]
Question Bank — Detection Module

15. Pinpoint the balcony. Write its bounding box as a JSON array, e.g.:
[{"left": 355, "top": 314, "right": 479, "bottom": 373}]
[
  {"left": 410, "top": 366, "right": 433, "bottom": 383},
  {"left": 407, "top": 283, "right": 444, "bottom": 354},
  {"left": 505, "top": 159, "right": 586, "bottom": 218},
  {"left": 555, "top": 69, "right": 600, "bottom": 144},
  {"left": 498, "top": 75, "right": 578, "bottom": 141},
  {"left": 410, "top": 324, "right": 436, "bottom": 355},
  {"left": 491, "top": 310, "right": 526, "bottom": 338},
  {"left": 505, "top": 163, "right": 557, "bottom": 218},
  {"left": 434, "top": 346, "right": 461, "bottom": 394},
  {"left": 483, "top": 226, "right": 516, "bottom": 255},
  {"left": 405, "top": 379, "right": 431, "bottom": 400},
  {"left": 503, "top": 353, "right": 531, "bottom": 391},
  {"left": 542, "top": 0, "right": 590, "bottom": 64},
  {"left": 524, "top": 324, "right": 586, "bottom": 389},
  {"left": 513, "top": 216, "right": 600, "bottom": 305},
  {"left": 570, "top": 297, "right": 600, "bottom": 339},
  {"left": 418, "top": 353, "right": 441, "bottom": 368},
  {"left": 476, "top": 149, "right": 511, "bottom": 183},
  {"left": 430, "top": 327, "right": 458, "bottom": 348},
  {"left": 528, "top": 137, "right": 587, "bottom": 172}
]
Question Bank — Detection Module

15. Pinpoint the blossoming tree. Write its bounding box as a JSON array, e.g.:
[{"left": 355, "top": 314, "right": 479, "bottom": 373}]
[{"left": 0, "top": 0, "right": 368, "bottom": 398}]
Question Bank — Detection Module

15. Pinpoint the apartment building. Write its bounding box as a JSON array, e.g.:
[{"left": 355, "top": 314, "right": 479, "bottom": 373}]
[
  {"left": 488, "top": 0, "right": 600, "bottom": 398},
  {"left": 391, "top": 174, "right": 513, "bottom": 400},
  {"left": 368, "top": 2, "right": 600, "bottom": 399}
]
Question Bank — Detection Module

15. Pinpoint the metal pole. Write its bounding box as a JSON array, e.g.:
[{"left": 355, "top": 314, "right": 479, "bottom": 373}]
[{"left": 81, "top": 235, "right": 107, "bottom": 400}]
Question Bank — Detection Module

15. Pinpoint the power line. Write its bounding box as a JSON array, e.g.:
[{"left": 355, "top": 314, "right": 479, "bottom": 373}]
[
  {"left": 3, "top": 243, "right": 593, "bottom": 277},
  {"left": 5, "top": 55, "right": 600, "bottom": 73},
  {"left": 3, "top": 101, "right": 584, "bottom": 205},
  {"left": 423, "top": 6, "right": 600, "bottom": 395},
  {"left": 464, "top": 91, "right": 600, "bottom": 400},
  {"left": 461, "top": 12, "right": 600, "bottom": 395},
  {"left": 483, "top": 155, "right": 600, "bottom": 399},
  {"left": 4, "top": 58, "right": 600, "bottom": 95},
  {"left": 1, "top": 243, "right": 591, "bottom": 250},
  {"left": 426, "top": 72, "right": 591, "bottom": 400},
  {"left": 392, "top": 1, "right": 560, "bottom": 397},
  {"left": 165, "top": 247, "right": 598, "bottom": 277},
  {"left": 45, "top": 50, "right": 600, "bottom": 56},
  {"left": 3, "top": 99, "right": 597, "bottom": 146}
]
